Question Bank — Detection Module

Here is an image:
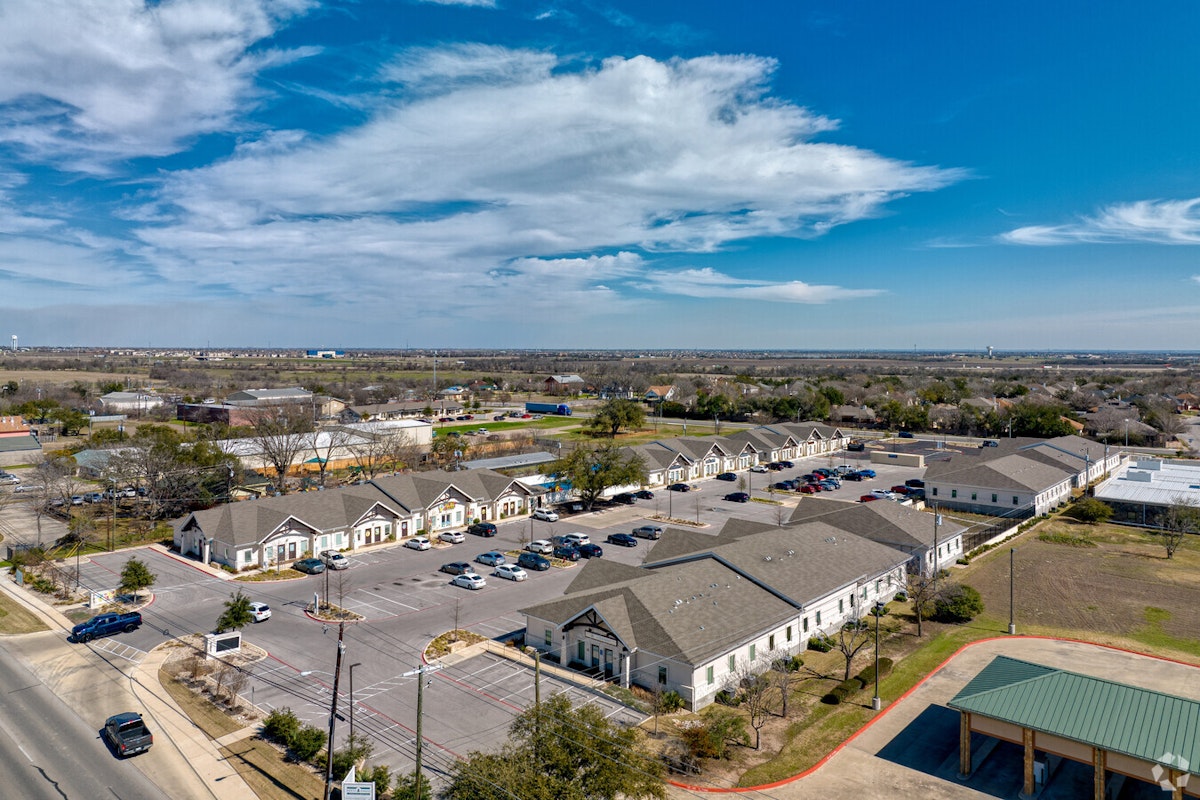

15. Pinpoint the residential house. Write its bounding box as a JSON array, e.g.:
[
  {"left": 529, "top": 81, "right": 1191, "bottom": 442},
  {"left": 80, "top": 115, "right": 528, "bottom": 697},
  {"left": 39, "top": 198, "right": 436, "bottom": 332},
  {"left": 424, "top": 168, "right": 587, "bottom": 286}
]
[{"left": 643, "top": 385, "right": 677, "bottom": 403}]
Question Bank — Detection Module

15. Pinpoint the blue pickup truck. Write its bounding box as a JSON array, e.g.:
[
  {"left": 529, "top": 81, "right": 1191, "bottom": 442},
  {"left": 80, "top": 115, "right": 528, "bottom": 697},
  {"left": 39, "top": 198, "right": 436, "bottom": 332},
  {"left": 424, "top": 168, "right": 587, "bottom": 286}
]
[{"left": 71, "top": 611, "right": 142, "bottom": 643}]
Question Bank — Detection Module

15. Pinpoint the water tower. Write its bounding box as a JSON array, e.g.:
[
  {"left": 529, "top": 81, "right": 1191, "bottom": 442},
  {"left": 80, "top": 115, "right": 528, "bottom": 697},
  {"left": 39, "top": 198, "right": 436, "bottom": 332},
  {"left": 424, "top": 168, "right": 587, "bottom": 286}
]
[{"left": 9, "top": 335, "right": 15, "bottom": 352}]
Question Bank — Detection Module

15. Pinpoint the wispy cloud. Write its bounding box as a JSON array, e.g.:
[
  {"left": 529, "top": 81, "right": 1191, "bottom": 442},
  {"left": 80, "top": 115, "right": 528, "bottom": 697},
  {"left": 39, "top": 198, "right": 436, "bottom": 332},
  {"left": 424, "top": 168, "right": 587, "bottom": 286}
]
[
  {"left": 0, "top": 0, "right": 316, "bottom": 170},
  {"left": 418, "top": 0, "right": 497, "bottom": 6},
  {"left": 638, "top": 267, "right": 884, "bottom": 303},
  {"left": 1002, "top": 198, "right": 1200, "bottom": 245}
]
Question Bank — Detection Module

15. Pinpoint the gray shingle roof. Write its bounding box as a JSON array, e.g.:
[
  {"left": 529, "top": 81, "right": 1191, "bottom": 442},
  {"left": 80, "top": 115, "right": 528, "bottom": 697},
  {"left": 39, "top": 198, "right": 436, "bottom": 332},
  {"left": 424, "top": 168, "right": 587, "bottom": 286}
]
[
  {"left": 523, "top": 557, "right": 798, "bottom": 666},
  {"left": 787, "top": 496, "right": 964, "bottom": 552}
]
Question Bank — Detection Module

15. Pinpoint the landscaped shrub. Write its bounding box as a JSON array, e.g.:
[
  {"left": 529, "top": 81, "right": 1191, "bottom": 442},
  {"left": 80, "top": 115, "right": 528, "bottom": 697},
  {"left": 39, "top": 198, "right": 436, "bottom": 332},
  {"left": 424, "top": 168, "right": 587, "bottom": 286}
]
[
  {"left": 807, "top": 636, "right": 832, "bottom": 653},
  {"left": 679, "top": 711, "right": 748, "bottom": 761},
  {"left": 893, "top": 591, "right": 908, "bottom": 602},
  {"left": 714, "top": 689, "right": 741, "bottom": 707},
  {"left": 262, "top": 707, "right": 301, "bottom": 745},
  {"left": 855, "top": 657, "right": 894, "bottom": 688},
  {"left": 1065, "top": 497, "right": 1113, "bottom": 525},
  {"left": 933, "top": 584, "right": 984, "bottom": 623},
  {"left": 822, "top": 678, "right": 862, "bottom": 705},
  {"left": 288, "top": 725, "right": 327, "bottom": 763}
]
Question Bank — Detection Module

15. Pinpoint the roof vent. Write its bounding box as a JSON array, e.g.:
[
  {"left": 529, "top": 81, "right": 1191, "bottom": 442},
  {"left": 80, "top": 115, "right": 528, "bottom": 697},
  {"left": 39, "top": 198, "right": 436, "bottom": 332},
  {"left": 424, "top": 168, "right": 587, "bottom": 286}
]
[
  {"left": 763, "top": 556, "right": 772, "bottom": 561},
  {"left": 674, "top": 599, "right": 682, "bottom": 606}
]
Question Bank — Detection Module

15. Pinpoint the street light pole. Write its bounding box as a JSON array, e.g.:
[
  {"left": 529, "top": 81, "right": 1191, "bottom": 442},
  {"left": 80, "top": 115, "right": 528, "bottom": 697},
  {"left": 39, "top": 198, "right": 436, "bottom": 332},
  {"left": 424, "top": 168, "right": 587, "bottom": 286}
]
[
  {"left": 348, "top": 662, "right": 362, "bottom": 745},
  {"left": 1008, "top": 548, "right": 1016, "bottom": 635},
  {"left": 872, "top": 600, "right": 885, "bottom": 711}
]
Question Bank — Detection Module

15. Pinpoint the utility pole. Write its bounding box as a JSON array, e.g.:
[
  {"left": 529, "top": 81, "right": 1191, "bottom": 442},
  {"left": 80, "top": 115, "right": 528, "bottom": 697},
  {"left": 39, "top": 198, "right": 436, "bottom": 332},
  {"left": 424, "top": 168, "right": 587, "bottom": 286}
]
[
  {"left": 402, "top": 663, "right": 443, "bottom": 800},
  {"left": 533, "top": 649, "right": 542, "bottom": 757},
  {"left": 322, "top": 623, "right": 346, "bottom": 800}
]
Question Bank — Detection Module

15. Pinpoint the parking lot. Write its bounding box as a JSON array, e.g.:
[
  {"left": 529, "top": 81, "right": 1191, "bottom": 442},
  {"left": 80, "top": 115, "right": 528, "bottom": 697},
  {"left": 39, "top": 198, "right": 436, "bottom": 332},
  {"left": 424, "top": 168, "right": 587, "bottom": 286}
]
[{"left": 3, "top": 442, "right": 940, "bottom": 782}]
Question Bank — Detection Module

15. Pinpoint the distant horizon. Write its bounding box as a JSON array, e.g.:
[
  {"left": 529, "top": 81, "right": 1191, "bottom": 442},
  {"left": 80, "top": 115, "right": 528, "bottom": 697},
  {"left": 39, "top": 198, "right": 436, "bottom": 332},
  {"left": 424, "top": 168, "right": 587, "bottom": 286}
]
[
  {"left": 2, "top": 2, "right": 1198, "bottom": 348},
  {"left": 8, "top": 345, "right": 1200, "bottom": 359}
]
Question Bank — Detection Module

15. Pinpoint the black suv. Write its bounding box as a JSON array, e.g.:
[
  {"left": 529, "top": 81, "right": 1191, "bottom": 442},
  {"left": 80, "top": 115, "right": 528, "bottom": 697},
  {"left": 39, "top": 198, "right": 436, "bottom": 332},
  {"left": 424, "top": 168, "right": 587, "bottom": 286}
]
[{"left": 468, "top": 522, "right": 497, "bottom": 537}]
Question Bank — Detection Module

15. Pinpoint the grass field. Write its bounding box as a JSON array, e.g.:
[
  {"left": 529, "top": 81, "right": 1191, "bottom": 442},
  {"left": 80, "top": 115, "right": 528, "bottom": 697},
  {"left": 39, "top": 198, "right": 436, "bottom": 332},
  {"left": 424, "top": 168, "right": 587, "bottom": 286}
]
[
  {"left": 963, "top": 519, "right": 1200, "bottom": 657},
  {"left": 0, "top": 589, "right": 48, "bottom": 634}
]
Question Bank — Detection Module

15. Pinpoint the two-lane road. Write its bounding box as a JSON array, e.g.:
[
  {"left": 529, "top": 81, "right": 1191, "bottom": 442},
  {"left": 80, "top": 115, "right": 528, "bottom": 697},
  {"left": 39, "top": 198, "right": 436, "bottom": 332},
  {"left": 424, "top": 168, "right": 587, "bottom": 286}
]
[{"left": 0, "top": 640, "right": 163, "bottom": 800}]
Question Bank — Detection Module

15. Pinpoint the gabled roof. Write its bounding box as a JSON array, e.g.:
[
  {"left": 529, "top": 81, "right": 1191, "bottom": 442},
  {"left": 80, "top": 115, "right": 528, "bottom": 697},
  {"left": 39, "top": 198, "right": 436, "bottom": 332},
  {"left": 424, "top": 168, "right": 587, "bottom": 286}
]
[
  {"left": 645, "top": 522, "right": 911, "bottom": 609},
  {"left": 950, "top": 656, "right": 1200, "bottom": 777},
  {"left": 523, "top": 557, "right": 798, "bottom": 666},
  {"left": 787, "top": 497, "right": 964, "bottom": 553},
  {"left": 179, "top": 484, "right": 402, "bottom": 547}
]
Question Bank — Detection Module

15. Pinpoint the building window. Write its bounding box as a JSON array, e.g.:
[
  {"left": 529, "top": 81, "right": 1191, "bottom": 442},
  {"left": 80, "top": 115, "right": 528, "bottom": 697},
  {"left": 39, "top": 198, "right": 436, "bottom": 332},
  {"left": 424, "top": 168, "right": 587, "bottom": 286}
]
[
  {"left": 875, "top": 580, "right": 881, "bottom": 593},
  {"left": 768, "top": 634, "right": 775, "bottom": 650},
  {"left": 658, "top": 666, "right": 668, "bottom": 685},
  {"left": 971, "top": 492, "right": 977, "bottom": 501},
  {"left": 749, "top": 644, "right": 756, "bottom": 661},
  {"left": 544, "top": 629, "right": 552, "bottom": 647},
  {"left": 951, "top": 489, "right": 957, "bottom": 498},
  {"left": 243, "top": 550, "right": 253, "bottom": 563},
  {"left": 786, "top": 625, "right": 793, "bottom": 642},
  {"left": 838, "top": 598, "right": 844, "bottom": 613},
  {"left": 802, "top": 617, "right": 809, "bottom": 632},
  {"left": 706, "top": 666, "right": 714, "bottom": 685},
  {"left": 729, "top": 655, "right": 736, "bottom": 672},
  {"left": 577, "top": 641, "right": 585, "bottom": 662},
  {"left": 1013, "top": 496, "right": 1019, "bottom": 505},
  {"left": 932, "top": 487, "right": 938, "bottom": 497},
  {"left": 816, "top": 610, "right": 822, "bottom": 627},
  {"left": 861, "top": 586, "right": 867, "bottom": 600}
]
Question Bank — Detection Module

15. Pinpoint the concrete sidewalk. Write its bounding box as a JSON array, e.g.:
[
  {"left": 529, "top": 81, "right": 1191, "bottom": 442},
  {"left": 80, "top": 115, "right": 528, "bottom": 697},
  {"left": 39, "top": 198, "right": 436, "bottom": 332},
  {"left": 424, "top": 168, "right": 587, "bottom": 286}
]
[
  {"left": 0, "top": 573, "right": 257, "bottom": 799},
  {"left": 669, "top": 637, "right": 1200, "bottom": 798}
]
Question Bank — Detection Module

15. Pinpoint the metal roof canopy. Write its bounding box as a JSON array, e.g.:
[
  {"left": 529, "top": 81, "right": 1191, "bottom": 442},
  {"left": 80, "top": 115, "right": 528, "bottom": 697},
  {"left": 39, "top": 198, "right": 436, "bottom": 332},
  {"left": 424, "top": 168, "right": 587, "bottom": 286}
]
[{"left": 949, "top": 655, "right": 1200, "bottom": 778}]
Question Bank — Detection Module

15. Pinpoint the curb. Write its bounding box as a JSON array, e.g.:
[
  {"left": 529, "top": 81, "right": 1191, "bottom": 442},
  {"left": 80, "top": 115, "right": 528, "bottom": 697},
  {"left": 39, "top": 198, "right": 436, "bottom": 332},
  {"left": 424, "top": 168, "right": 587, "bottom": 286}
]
[{"left": 667, "top": 634, "right": 1200, "bottom": 793}]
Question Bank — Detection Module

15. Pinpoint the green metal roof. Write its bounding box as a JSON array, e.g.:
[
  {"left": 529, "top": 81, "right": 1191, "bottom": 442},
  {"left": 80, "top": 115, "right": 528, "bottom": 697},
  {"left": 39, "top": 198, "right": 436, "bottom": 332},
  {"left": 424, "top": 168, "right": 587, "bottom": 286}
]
[{"left": 949, "top": 655, "right": 1200, "bottom": 776}]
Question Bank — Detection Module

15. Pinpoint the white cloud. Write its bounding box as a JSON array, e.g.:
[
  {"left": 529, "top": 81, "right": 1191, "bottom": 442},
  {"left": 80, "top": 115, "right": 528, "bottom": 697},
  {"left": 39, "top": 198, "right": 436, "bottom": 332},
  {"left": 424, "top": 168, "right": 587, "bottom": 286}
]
[
  {"left": 130, "top": 46, "right": 958, "bottom": 317},
  {"left": 417, "top": 0, "right": 497, "bottom": 7},
  {"left": 0, "top": 0, "right": 315, "bottom": 169},
  {"left": 1003, "top": 198, "right": 1200, "bottom": 245},
  {"left": 637, "top": 267, "right": 884, "bottom": 303}
]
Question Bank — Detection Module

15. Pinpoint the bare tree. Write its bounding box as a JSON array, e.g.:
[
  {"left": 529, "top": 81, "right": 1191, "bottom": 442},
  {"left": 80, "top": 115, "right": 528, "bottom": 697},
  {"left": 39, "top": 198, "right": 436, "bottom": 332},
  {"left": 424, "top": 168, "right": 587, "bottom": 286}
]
[
  {"left": 225, "top": 666, "right": 249, "bottom": 708},
  {"left": 303, "top": 426, "right": 353, "bottom": 488},
  {"left": 381, "top": 431, "right": 425, "bottom": 473},
  {"left": 1160, "top": 498, "right": 1200, "bottom": 560},
  {"left": 906, "top": 571, "right": 943, "bottom": 638},
  {"left": 724, "top": 657, "right": 775, "bottom": 749},
  {"left": 244, "top": 404, "right": 314, "bottom": 494},
  {"left": 819, "top": 607, "right": 873, "bottom": 681}
]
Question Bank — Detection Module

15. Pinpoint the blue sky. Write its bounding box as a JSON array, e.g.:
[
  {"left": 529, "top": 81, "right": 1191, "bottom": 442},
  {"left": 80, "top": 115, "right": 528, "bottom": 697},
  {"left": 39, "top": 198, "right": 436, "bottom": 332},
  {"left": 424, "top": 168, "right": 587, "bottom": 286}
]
[{"left": 2, "top": 0, "right": 1199, "bottom": 350}]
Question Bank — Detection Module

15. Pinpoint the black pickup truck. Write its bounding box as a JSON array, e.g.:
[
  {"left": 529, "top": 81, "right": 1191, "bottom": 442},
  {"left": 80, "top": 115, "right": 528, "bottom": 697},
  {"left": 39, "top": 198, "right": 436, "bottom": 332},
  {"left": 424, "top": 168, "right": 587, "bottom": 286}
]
[
  {"left": 71, "top": 611, "right": 142, "bottom": 643},
  {"left": 103, "top": 712, "right": 153, "bottom": 757}
]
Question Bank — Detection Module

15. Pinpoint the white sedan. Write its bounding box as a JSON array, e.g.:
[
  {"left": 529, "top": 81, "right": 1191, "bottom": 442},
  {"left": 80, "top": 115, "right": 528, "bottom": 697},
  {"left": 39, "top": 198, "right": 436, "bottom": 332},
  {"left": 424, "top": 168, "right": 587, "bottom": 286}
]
[
  {"left": 532, "top": 508, "right": 559, "bottom": 522},
  {"left": 450, "top": 573, "right": 486, "bottom": 590},
  {"left": 493, "top": 564, "right": 528, "bottom": 582},
  {"left": 404, "top": 536, "right": 432, "bottom": 551},
  {"left": 439, "top": 530, "right": 465, "bottom": 544}
]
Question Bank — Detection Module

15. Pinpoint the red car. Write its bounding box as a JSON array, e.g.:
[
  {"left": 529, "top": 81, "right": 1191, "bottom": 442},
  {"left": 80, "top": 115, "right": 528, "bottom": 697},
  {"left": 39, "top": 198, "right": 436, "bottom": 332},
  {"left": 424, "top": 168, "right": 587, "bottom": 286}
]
[
  {"left": 890, "top": 485, "right": 911, "bottom": 495},
  {"left": 799, "top": 484, "right": 819, "bottom": 494},
  {"left": 859, "top": 494, "right": 879, "bottom": 503}
]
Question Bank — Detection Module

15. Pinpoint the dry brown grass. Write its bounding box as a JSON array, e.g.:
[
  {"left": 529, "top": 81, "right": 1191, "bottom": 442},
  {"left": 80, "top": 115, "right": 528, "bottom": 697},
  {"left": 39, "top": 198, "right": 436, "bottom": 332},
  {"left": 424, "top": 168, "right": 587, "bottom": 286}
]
[
  {"left": 0, "top": 590, "right": 49, "bottom": 634},
  {"left": 220, "top": 737, "right": 325, "bottom": 800}
]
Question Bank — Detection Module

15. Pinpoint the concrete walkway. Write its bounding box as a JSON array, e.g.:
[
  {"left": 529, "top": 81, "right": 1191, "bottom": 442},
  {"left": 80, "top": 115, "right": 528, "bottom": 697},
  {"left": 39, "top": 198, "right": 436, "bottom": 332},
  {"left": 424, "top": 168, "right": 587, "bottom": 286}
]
[
  {"left": 0, "top": 571, "right": 256, "bottom": 799},
  {"left": 669, "top": 636, "right": 1200, "bottom": 798}
]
